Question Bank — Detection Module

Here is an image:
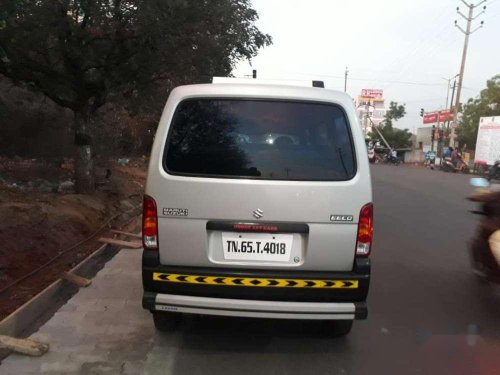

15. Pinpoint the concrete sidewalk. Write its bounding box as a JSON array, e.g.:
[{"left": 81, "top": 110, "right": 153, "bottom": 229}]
[{"left": 0, "top": 249, "right": 169, "bottom": 374}]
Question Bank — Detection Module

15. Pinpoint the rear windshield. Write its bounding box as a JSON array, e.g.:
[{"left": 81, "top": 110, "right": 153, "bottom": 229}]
[{"left": 164, "top": 99, "right": 356, "bottom": 181}]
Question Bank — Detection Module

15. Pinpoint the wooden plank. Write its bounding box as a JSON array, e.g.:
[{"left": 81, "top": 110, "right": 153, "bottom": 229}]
[
  {"left": 0, "top": 335, "right": 49, "bottom": 356},
  {"left": 109, "top": 229, "right": 142, "bottom": 239},
  {"left": 62, "top": 272, "right": 92, "bottom": 287},
  {"left": 0, "top": 243, "right": 108, "bottom": 339},
  {"left": 98, "top": 237, "right": 142, "bottom": 249}
]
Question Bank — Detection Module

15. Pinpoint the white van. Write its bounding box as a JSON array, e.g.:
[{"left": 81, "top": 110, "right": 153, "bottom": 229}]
[{"left": 142, "top": 80, "right": 373, "bottom": 336}]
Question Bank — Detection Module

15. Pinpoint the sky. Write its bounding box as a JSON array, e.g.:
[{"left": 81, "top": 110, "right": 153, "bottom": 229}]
[{"left": 233, "top": 0, "right": 500, "bottom": 133}]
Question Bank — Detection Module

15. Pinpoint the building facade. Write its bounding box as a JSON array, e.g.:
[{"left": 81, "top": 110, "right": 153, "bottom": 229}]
[
  {"left": 416, "top": 127, "right": 433, "bottom": 151},
  {"left": 356, "top": 89, "right": 386, "bottom": 137}
]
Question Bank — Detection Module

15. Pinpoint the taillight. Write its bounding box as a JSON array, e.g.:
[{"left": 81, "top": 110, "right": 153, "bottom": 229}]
[
  {"left": 356, "top": 203, "right": 373, "bottom": 256},
  {"left": 142, "top": 195, "right": 158, "bottom": 250}
]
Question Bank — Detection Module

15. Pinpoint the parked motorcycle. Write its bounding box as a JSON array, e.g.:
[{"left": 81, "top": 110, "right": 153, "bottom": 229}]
[{"left": 468, "top": 177, "right": 500, "bottom": 283}]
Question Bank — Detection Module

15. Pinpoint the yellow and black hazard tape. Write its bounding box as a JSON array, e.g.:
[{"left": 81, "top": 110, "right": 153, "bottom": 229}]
[{"left": 152, "top": 273, "right": 358, "bottom": 289}]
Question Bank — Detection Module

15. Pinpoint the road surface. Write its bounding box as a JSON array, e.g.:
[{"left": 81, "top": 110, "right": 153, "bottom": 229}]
[{"left": 2, "top": 164, "right": 500, "bottom": 374}]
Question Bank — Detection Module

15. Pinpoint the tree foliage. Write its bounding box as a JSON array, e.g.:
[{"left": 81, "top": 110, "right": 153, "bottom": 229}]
[
  {"left": 368, "top": 101, "right": 413, "bottom": 149},
  {"left": 457, "top": 74, "right": 500, "bottom": 149},
  {"left": 382, "top": 101, "right": 406, "bottom": 128},
  {"left": 0, "top": 0, "right": 271, "bottom": 113},
  {"left": 0, "top": 0, "right": 271, "bottom": 192}
]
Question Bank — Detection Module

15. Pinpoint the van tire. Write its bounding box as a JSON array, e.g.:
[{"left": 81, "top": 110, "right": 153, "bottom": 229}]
[
  {"left": 323, "top": 320, "right": 353, "bottom": 337},
  {"left": 153, "top": 311, "right": 181, "bottom": 332}
]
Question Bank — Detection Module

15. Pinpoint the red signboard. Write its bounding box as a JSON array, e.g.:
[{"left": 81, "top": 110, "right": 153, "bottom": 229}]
[
  {"left": 423, "top": 110, "right": 454, "bottom": 124},
  {"left": 361, "top": 89, "right": 383, "bottom": 99}
]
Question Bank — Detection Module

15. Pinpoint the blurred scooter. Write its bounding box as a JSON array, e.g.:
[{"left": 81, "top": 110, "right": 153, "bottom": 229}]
[
  {"left": 468, "top": 177, "right": 500, "bottom": 283},
  {"left": 442, "top": 156, "right": 469, "bottom": 173}
]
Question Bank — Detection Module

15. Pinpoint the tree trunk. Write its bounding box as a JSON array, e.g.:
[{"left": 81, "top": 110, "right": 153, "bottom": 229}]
[{"left": 74, "top": 110, "right": 95, "bottom": 194}]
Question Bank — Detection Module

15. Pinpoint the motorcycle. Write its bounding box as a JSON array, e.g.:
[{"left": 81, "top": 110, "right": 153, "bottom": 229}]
[
  {"left": 441, "top": 156, "right": 469, "bottom": 174},
  {"left": 468, "top": 177, "right": 500, "bottom": 283},
  {"left": 368, "top": 148, "right": 376, "bottom": 164},
  {"left": 488, "top": 160, "right": 500, "bottom": 181},
  {"left": 382, "top": 152, "right": 400, "bottom": 165}
]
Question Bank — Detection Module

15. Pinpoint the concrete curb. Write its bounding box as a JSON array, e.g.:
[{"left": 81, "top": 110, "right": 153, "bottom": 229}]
[{"left": 0, "top": 243, "right": 109, "bottom": 338}]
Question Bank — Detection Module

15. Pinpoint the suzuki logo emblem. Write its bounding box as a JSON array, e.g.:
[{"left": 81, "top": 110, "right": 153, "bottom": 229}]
[{"left": 253, "top": 208, "right": 263, "bottom": 219}]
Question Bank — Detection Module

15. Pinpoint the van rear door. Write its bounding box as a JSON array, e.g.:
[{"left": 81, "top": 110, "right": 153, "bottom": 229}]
[{"left": 148, "top": 98, "right": 371, "bottom": 271}]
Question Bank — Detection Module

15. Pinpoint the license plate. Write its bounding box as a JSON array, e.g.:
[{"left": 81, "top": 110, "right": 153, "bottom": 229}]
[{"left": 222, "top": 232, "right": 293, "bottom": 262}]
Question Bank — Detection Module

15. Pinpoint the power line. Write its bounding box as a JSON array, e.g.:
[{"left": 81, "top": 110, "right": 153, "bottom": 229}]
[
  {"left": 368, "top": 3, "right": 453, "bottom": 88},
  {"left": 284, "top": 71, "right": 449, "bottom": 87},
  {"left": 380, "top": 25, "right": 460, "bottom": 92},
  {"left": 400, "top": 97, "right": 455, "bottom": 104}
]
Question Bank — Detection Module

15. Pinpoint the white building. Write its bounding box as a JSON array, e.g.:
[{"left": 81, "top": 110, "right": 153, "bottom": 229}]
[{"left": 356, "top": 89, "right": 386, "bottom": 138}]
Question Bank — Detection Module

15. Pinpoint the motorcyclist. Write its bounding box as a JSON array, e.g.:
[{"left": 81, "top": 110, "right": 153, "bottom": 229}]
[
  {"left": 468, "top": 189, "right": 500, "bottom": 281},
  {"left": 488, "top": 161, "right": 500, "bottom": 181},
  {"left": 443, "top": 147, "right": 452, "bottom": 159},
  {"left": 451, "top": 148, "right": 458, "bottom": 166}
]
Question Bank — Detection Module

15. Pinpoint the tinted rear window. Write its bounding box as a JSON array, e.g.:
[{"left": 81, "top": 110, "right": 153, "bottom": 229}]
[{"left": 164, "top": 99, "right": 356, "bottom": 180}]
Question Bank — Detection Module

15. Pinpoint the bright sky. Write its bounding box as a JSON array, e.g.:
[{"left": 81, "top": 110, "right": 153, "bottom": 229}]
[{"left": 233, "top": 0, "right": 500, "bottom": 132}]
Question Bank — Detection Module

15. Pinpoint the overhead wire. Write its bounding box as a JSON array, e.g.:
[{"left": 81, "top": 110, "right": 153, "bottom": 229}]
[
  {"left": 269, "top": 71, "right": 449, "bottom": 87},
  {"left": 366, "top": 2, "right": 455, "bottom": 89}
]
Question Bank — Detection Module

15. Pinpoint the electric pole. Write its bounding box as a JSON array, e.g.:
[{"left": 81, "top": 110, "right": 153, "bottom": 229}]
[
  {"left": 446, "top": 78, "right": 457, "bottom": 132},
  {"left": 441, "top": 74, "right": 459, "bottom": 157},
  {"left": 450, "top": 0, "right": 486, "bottom": 146},
  {"left": 442, "top": 74, "right": 459, "bottom": 110}
]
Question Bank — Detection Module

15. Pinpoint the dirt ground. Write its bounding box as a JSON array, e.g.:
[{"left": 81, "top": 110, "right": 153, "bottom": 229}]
[{"left": 0, "top": 158, "right": 146, "bottom": 320}]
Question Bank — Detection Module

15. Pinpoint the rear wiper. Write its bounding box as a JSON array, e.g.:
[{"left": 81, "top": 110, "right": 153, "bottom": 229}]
[{"left": 337, "top": 147, "right": 349, "bottom": 177}]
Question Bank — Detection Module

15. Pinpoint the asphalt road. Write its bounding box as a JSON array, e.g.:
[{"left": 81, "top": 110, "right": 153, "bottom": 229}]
[
  {"left": 2, "top": 164, "right": 500, "bottom": 374},
  {"left": 156, "top": 164, "right": 500, "bottom": 375}
]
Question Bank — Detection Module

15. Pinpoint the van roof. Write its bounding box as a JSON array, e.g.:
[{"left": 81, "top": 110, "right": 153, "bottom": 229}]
[
  {"left": 171, "top": 82, "right": 354, "bottom": 107},
  {"left": 212, "top": 77, "right": 326, "bottom": 88}
]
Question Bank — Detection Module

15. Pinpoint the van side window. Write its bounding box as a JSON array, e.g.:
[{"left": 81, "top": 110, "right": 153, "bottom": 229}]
[{"left": 164, "top": 99, "right": 356, "bottom": 181}]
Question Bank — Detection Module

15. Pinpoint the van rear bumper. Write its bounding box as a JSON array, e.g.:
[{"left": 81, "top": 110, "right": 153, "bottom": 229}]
[
  {"left": 142, "top": 251, "right": 370, "bottom": 319},
  {"left": 144, "top": 292, "right": 367, "bottom": 320}
]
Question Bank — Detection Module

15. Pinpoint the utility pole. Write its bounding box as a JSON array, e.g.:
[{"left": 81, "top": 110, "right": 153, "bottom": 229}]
[
  {"left": 451, "top": 0, "right": 486, "bottom": 146},
  {"left": 358, "top": 101, "right": 372, "bottom": 138},
  {"left": 440, "top": 74, "right": 459, "bottom": 157},
  {"left": 367, "top": 116, "right": 391, "bottom": 150},
  {"left": 442, "top": 74, "right": 458, "bottom": 110},
  {"left": 446, "top": 78, "right": 458, "bottom": 132},
  {"left": 344, "top": 67, "right": 348, "bottom": 92},
  {"left": 365, "top": 101, "right": 371, "bottom": 137}
]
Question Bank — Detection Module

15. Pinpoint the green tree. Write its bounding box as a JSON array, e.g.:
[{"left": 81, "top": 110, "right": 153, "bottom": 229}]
[
  {"left": 457, "top": 74, "right": 500, "bottom": 149},
  {"left": 383, "top": 101, "right": 406, "bottom": 128},
  {"left": 368, "top": 101, "right": 413, "bottom": 149},
  {"left": 0, "top": 0, "right": 271, "bottom": 193}
]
